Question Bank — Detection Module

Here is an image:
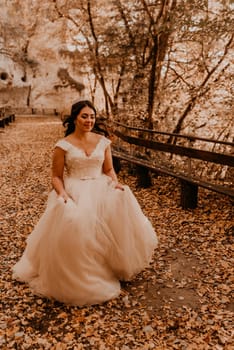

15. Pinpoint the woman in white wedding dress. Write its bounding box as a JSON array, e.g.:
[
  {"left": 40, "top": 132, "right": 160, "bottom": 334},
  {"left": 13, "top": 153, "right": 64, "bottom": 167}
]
[{"left": 13, "top": 100, "right": 158, "bottom": 306}]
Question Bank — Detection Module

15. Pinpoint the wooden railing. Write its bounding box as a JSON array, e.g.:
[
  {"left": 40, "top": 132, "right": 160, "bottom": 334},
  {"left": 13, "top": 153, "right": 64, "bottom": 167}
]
[
  {"left": 110, "top": 121, "right": 234, "bottom": 209},
  {"left": 0, "top": 107, "right": 15, "bottom": 128},
  {"left": 0, "top": 106, "right": 59, "bottom": 127}
]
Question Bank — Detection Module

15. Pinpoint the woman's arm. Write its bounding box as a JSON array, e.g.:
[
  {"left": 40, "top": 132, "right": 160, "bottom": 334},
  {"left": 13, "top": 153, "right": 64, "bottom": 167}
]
[
  {"left": 103, "top": 145, "right": 124, "bottom": 190},
  {"left": 52, "top": 147, "right": 70, "bottom": 202}
]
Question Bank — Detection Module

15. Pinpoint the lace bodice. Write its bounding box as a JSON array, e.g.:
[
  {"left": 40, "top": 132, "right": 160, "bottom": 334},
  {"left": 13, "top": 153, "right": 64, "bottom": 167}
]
[{"left": 55, "top": 136, "right": 111, "bottom": 180}]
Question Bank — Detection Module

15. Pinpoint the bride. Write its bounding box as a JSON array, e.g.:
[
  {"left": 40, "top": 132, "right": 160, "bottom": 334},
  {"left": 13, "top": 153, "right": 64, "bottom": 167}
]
[{"left": 13, "top": 100, "right": 158, "bottom": 306}]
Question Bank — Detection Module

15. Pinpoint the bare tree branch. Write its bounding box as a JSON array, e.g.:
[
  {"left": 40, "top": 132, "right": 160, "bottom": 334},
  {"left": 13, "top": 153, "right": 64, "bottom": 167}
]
[{"left": 168, "top": 34, "right": 234, "bottom": 140}]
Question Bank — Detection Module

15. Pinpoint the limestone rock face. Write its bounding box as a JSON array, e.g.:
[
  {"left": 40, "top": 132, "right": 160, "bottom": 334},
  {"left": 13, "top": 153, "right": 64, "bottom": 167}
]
[{"left": 0, "top": 0, "right": 85, "bottom": 112}]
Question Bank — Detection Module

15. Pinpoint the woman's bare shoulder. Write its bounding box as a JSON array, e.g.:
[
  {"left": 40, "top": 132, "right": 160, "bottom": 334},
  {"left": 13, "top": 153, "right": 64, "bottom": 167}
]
[
  {"left": 64, "top": 135, "right": 73, "bottom": 141},
  {"left": 90, "top": 132, "right": 104, "bottom": 141}
]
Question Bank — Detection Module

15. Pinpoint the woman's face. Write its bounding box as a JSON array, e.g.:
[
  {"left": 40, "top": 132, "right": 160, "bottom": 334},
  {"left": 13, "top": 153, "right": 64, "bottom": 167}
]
[{"left": 75, "top": 106, "right": 96, "bottom": 132}]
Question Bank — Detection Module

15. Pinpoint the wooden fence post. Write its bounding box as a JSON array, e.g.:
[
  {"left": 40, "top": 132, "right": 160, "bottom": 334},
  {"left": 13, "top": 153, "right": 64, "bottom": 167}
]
[
  {"left": 136, "top": 166, "right": 152, "bottom": 188},
  {"left": 180, "top": 180, "right": 198, "bottom": 209},
  {"left": 113, "top": 156, "right": 121, "bottom": 174}
]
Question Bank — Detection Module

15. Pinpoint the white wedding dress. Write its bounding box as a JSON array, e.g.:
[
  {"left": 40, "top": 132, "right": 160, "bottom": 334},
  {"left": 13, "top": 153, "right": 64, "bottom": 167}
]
[{"left": 13, "top": 136, "right": 158, "bottom": 306}]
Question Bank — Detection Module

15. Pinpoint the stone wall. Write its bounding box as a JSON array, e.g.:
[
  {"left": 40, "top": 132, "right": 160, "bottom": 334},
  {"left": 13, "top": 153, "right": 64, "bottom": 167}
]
[{"left": 0, "top": 86, "right": 30, "bottom": 108}]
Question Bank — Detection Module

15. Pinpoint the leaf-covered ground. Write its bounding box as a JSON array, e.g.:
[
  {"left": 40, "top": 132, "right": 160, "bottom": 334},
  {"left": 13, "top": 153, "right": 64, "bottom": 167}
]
[{"left": 0, "top": 117, "right": 233, "bottom": 350}]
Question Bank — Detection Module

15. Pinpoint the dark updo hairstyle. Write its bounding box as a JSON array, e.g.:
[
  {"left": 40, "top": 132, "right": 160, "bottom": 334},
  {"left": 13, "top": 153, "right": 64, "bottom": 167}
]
[{"left": 63, "top": 100, "right": 97, "bottom": 136}]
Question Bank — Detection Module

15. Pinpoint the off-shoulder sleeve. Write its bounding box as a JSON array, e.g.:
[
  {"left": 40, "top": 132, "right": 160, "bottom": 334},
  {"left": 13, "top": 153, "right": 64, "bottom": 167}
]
[
  {"left": 102, "top": 136, "right": 112, "bottom": 149},
  {"left": 54, "top": 139, "right": 70, "bottom": 151}
]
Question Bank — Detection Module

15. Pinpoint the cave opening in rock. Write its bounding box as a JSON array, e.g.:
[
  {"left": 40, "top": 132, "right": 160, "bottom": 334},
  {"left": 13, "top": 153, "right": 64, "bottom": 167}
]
[{"left": 0, "top": 72, "right": 8, "bottom": 80}]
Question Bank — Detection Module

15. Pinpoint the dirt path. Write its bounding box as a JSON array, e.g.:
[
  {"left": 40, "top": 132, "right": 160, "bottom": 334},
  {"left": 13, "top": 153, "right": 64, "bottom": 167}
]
[{"left": 0, "top": 117, "right": 233, "bottom": 349}]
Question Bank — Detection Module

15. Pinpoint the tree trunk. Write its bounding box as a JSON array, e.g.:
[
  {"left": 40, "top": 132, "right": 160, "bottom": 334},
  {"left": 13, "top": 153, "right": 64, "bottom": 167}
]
[{"left": 147, "top": 37, "right": 158, "bottom": 125}]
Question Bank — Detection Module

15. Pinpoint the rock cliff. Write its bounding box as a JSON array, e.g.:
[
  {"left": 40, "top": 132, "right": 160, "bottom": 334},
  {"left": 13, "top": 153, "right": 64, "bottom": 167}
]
[{"left": 0, "top": 0, "right": 85, "bottom": 112}]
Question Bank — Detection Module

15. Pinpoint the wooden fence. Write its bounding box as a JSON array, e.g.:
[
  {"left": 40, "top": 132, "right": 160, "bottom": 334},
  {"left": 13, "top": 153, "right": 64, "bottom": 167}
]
[
  {"left": 0, "top": 107, "right": 15, "bottom": 128},
  {"left": 111, "top": 121, "right": 234, "bottom": 209}
]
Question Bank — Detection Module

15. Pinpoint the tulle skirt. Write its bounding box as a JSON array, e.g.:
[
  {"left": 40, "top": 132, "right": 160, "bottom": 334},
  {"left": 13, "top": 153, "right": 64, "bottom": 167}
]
[{"left": 13, "top": 175, "right": 158, "bottom": 306}]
